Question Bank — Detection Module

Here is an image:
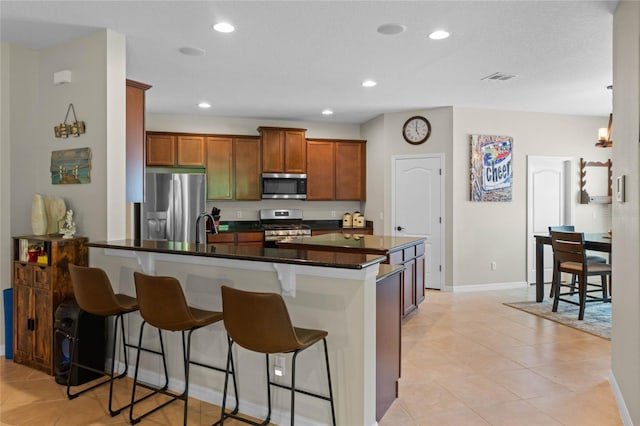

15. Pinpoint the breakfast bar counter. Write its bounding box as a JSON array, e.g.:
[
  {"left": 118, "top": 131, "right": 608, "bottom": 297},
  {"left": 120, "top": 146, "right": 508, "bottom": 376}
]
[{"left": 86, "top": 239, "right": 393, "bottom": 425}]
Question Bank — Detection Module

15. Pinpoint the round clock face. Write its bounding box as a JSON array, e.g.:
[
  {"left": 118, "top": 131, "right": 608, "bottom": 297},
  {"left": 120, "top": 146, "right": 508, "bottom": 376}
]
[{"left": 402, "top": 116, "right": 431, "bottom": 145}]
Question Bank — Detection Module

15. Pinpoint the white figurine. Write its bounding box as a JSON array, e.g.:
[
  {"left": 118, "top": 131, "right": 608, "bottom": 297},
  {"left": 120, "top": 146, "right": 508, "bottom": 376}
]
[{"left": 61, "top": 209, "right": 76, "bottom": 239}]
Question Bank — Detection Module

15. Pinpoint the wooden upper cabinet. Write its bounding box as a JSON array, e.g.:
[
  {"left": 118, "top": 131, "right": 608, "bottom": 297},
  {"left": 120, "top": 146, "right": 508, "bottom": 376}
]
[
  {"left": 335, "top": 141, "right": 366, "bottom": 201},
  {"left": 146, "top": 133, "right": 205, "bottom": 167},
  {"left": 177, "top": 135, "right": 205, "bottom": 166},
  {"left": 206, "top": 135, "right": 261, "bottom": 200},
  {"left": 259, "top": 127, "right": 306, "bottom": 173},
  {"left": 234, "top": 137, "right": 261, "bottom": 200},
  {"left": 306, "top": 140, "right": 335, "bottom": 200},
  {"left": 283, "top": 130, "right": 306, "bottom": 173},
  {"left": 306, "top": 139, "right": 366, "bottom": 201},
  {"left": 206, "top": 137, "right": 234, "bottom": 200},
  {"left": 125, "top": 79, "right": 151, "bottom": 202},
  {"left": 146, "top": 134, "right": 176, "bottom": 166}
]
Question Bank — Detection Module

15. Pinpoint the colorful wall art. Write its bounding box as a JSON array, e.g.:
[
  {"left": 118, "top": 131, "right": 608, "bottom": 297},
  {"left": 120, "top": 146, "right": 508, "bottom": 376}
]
[
  {"left": 470, "top": 134, "right": 513, "bottom": 202},
  {"left": 50, "top": 147, "right": 91, "bottom": 184}
]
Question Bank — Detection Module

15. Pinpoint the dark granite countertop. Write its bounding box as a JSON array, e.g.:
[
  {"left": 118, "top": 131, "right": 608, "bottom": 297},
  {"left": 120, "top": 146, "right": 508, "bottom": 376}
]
[
  {"left": 88, "top": 239, "right": 386, "bottom": 270},
  {"left": 215, "top": 220, "right": 373, "bottom": 233},
  {"left": 278, "top": 233, "right": 425, "bottom": 254}
]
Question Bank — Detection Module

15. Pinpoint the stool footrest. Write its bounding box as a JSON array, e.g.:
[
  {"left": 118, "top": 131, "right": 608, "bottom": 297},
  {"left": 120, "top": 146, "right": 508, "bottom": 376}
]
[{"left": 270, "top": 381, "right": 333, "bottom": 402}]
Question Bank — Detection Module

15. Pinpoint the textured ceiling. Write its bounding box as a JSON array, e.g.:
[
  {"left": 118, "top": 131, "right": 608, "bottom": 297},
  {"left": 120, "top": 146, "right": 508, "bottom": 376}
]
[{"left": 0, "top": 0, "right": 617, "bottom": 124}]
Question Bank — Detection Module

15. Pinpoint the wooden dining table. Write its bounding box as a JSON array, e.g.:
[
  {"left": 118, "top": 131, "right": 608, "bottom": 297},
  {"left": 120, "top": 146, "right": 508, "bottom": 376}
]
[{"left": 534, "top": 232, "right": 612, "bottom": 302}]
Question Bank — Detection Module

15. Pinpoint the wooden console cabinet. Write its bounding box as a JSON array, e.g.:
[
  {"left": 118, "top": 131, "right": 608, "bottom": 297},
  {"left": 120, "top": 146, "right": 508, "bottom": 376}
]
[{"left": 12, "top": 236, "right": 88, "bottom": 375}]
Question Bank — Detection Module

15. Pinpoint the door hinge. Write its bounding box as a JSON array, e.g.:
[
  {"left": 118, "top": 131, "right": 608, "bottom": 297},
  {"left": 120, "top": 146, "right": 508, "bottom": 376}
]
[
  {"left": 439, "top": 217, "right": 442, "bottom": 224},
  {"left": 439, "top": 265, "right": 442, "bottom": 272},
  {"left": 439, "top": 168, "right": 442, "bottom": 175}
]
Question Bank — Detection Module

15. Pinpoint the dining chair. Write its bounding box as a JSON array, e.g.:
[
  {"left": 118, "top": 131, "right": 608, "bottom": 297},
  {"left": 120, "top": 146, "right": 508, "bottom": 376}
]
[
  {"left": 550, "top": 231, "right": 611, "bottom": 320},
  {"left": 548, "top": 225, "right": 607, "bottom": 297}
]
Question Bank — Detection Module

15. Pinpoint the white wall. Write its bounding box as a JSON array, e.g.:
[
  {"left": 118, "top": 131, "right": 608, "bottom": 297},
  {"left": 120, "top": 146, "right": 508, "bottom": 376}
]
[
  {"left": 610, "top": 1, "right": 640, "bottom": 424},
  {"left": 1, "top": 32, "right": 126, "bottom": 355},
  {"left": 1, "top": 43, "right": 39, "bottom": 355},
  {"left": 146, "top": 113, "right": 363, "bottom": 221},
  {"left": 452, "top": 108, "right": 610, "bottom": 287},
  {"left": 7, "top": 30, "right": 126, "bottom": 242},
  {"left": 363, "top": 106, "right": 610, "bottom": 289}
]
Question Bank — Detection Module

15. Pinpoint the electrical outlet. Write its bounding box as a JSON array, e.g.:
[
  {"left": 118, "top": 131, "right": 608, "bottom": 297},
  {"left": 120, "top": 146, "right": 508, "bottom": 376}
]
[
  {"left": 491, "top": 261, "right": 497, "bottom": 271},
  {"left": 236, "top": 211, "right": 242, "bottom": 219},
  {"left": 331, "top": 210, "right": 336, "bottom": 218},
  {"left": 274, "top": 355, "right": 285, "bottom": 377},
  {"left": 379, "top": 212, "right": 383, "bottom": 220}
]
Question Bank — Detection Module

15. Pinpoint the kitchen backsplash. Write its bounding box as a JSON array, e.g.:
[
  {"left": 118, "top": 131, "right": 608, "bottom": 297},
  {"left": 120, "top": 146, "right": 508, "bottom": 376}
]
[{"left": 205, "top": 200, "right": 362, "bottom": 222}]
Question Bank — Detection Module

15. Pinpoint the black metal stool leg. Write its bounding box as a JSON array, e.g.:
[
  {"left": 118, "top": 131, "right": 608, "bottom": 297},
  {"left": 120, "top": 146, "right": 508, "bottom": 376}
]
[
  {"left": 290, "top": 351, "right": 299, "bottom": 426},
  {"left": 323, "top": 338, "right": 336, "bottom": 426}
]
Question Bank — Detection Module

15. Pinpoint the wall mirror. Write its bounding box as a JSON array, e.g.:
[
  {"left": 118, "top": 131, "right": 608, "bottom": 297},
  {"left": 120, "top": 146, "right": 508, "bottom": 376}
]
[{"left": 580, "top": 158, "right": 612, "bottom": 204}]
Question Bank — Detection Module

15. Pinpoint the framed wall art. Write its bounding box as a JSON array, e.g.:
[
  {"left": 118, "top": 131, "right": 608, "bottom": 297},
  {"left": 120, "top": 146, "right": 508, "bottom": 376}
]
[
  {"left": 50, "top": 147, "right": 91, "bottom": 184},
  {"left": 470, "top": 134, "right": 513, "bottom": 202}
]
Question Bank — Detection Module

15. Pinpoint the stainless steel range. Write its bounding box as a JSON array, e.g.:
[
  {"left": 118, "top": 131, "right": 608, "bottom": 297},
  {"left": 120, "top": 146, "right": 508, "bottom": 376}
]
[{"left": 260, "top": 209, "right": 311, "bottom": 247}]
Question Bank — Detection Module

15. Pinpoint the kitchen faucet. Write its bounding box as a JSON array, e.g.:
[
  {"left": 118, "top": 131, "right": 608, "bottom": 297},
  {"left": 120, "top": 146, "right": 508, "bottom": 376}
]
[{"left": 195, "top": 212, "right": 218, "bottom": 245}]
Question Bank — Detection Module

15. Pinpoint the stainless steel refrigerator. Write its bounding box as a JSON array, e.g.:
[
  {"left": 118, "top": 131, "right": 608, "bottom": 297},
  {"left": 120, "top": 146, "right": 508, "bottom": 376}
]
[{"left": 142, "top": 171, "right": 206, "bottom": 243}]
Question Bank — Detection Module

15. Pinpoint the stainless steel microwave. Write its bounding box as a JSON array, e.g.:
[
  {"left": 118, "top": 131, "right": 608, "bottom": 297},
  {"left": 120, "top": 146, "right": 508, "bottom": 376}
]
[{"left": 261, "top": 173, "right": 307, "bottom": 199}]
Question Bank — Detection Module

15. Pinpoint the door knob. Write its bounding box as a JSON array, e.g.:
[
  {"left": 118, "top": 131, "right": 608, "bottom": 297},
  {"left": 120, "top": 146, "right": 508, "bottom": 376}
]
[{"left": 396, "top": 226, "right": 404, "bottom": 231}]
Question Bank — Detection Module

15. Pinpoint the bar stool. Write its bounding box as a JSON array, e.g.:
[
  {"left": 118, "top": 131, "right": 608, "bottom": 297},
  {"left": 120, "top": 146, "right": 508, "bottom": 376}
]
[
  {"left": 218, "top": 285, "right": 336, "bottom": 426},
  {"left": 130, "top": 272, "right": 238, "bottom": 425},
  {"left": 66, "top": 264, "right": 138, "bottom": 416}
]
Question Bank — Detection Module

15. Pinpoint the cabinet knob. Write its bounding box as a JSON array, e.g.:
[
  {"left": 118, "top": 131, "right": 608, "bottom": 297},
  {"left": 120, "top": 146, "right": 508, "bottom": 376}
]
[{"left": 396, "top": 226, "right": 404, "bottom": 231}]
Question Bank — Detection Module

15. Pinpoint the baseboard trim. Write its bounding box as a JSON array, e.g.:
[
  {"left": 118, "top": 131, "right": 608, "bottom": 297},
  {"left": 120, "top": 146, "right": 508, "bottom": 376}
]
[
  {"left": 0, "top": 344, "right": 4, "bottom": 357},
  {"left": 444, "top": 281, "right": 528, "bottom": 293},
  {"left": 609, "top": 370, "right": 634, "bottom": 425}
]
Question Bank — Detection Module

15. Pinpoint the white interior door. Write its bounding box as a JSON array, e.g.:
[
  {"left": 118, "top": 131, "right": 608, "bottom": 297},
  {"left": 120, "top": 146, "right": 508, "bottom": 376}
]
[
  {"left": 393, "top": 155, "right": 443, "bottom": 290},
  {"left": 526, "top": 156, "right": 573, "bottom": 283}
]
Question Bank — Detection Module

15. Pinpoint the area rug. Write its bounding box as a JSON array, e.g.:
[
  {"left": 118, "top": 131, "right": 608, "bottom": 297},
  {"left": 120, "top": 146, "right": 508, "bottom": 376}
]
[{"left": 504, "top": 298, "right": 611, "bottom": 340}]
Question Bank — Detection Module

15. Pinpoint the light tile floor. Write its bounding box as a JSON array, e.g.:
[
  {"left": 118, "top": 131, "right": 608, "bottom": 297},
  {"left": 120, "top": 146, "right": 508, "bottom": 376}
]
[{"left": 0, "top": 285, "right": 621, "bottom": 425}]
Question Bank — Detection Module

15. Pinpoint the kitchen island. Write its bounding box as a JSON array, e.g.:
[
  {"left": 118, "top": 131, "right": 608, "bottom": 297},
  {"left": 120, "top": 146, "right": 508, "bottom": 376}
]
[
  {"left": 86, "top": 239, "right": 398, "bottom": 425},
  {"left": 279, "top": 233, "right": 427, "bottom": 316}
]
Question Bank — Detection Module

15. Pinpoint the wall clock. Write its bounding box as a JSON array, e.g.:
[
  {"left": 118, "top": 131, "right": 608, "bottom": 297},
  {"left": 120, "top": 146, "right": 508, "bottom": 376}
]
[{"left": 402, "top": 116, "right": 431, "bottom": 145}]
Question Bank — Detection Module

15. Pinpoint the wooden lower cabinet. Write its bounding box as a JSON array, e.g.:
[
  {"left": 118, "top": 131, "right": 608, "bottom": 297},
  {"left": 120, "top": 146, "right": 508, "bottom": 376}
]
[
  {"left": 376, "top": 266, "right": 402, "bottom": 421},
  {"left": 12, "top": 236, "right": 88, "bottom": 375},
  {"left": 208, "top": 231, "right": 263, "bottom": 246}
]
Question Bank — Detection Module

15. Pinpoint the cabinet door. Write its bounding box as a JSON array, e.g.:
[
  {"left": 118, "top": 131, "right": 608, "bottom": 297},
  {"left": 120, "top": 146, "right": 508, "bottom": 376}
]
[
  {"left": 402, "top": 259, "right": 416, "bottom": 316},
  {"left": 261, "top": 129, "right": 284, "bottom": 173},
  {"left": 146, "top": 134, "right": 176, "bottom": 166},
  {"left": 13, "top": 283, "right": 31, "bottom": 362},
  {"left": 234, "top": 138, "right": 261, "bottom": 200},
  {"left": 306, "top": 141, "right": 335, "bottom": 200},
  {"left": 32, "top": 287, "right": 51, "bottom": 368},
  {"left": 415, "top": 255, "right": 425, "bottom": 305},
  {"left": 284, "top": 130, "right": 306, "bottom": 173},
  {"left": 336, "top": 142, "right": 365, "bottom": 201},
  {"left": 177, "top": 136, "right": 206, "bottom": 166},
  {"left": 206, "top": 137, "right": 233, "bottom": 200}
]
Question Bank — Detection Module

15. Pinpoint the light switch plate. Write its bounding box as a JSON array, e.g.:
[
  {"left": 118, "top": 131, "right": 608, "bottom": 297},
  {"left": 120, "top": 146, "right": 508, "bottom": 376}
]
[{"left": 616, "top": 175, "right": 626, "bottom": 202}]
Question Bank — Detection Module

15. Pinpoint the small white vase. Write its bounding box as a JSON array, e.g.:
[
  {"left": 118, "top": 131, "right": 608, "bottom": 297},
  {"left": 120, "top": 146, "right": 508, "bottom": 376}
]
[{"left": 31, "top": 194, "right": 48, "bottom": 236}]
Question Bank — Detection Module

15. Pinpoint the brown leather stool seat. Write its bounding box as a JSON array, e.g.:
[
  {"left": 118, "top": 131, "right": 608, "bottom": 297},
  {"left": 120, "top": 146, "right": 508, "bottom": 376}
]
[
  {"left": 66, "top": 264, "right": 139, "bottom": 416},
  {"left": 218, "top": 285, "right": 336, "bottom": 426},
  {"left": 130, "top": 272, "right": 238, "bottom": 425}
]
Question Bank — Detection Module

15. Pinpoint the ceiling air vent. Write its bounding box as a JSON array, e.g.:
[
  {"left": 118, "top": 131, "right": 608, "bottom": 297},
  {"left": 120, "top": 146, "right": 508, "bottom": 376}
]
[{"left": 482, "top": 72, "right": 519, "bottom": 81}]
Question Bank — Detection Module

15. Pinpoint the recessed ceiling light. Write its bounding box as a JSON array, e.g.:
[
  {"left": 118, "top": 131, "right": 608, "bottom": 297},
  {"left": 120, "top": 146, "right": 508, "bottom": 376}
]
[
  {"left": 322, "top": 109, "right": 333, "bottom": 115},
  {"left": 377, "top": 23, "right": 406, "bottom": 35},
  {"left": 198, "top": 102, "right": 211, "bottom": 109},
  {"left": 362, "top": 80, "right": 377, "bottom": 88},
  {"left": 179, "top": 46, "right": 206, "bottom": 56},
  {"left": 213, "top": 22, "right": 235, "bottom": 33},
  {"left": 428, "top": 30, "right": 450, "bottom": 40}
]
